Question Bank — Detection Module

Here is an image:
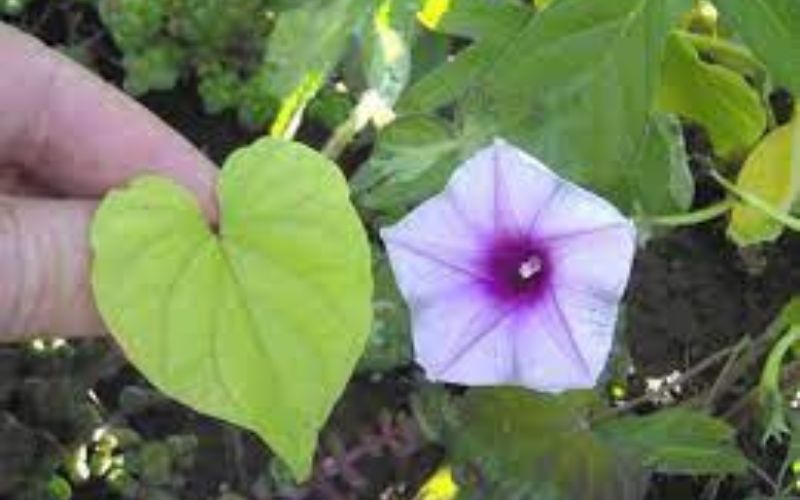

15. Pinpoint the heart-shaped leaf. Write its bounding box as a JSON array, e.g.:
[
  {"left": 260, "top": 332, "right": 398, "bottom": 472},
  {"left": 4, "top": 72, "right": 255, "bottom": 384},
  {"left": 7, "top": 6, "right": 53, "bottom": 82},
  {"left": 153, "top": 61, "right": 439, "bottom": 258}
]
[{"left": 91, "top": 138, "right": 373, "bottom": 479}]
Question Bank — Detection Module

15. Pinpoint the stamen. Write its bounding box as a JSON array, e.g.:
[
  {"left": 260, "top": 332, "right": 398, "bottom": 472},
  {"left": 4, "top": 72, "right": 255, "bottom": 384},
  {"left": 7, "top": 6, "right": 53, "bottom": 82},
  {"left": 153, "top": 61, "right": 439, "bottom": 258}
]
[{"left": 518, "top": 255, "right": 542, "bottom": 280}]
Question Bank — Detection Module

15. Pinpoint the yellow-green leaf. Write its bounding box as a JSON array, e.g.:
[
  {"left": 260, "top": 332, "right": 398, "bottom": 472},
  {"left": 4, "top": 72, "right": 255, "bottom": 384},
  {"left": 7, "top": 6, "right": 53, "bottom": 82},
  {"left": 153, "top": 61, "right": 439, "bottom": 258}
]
[
  {"left": 657, "top": 31, "right": 766, "bottom": 158},
  {"left": 729, "top": 116, "right": 800, "bottom": 245},
  {"left": 91, "top": 138, "right": 373, "bottom": 479}
]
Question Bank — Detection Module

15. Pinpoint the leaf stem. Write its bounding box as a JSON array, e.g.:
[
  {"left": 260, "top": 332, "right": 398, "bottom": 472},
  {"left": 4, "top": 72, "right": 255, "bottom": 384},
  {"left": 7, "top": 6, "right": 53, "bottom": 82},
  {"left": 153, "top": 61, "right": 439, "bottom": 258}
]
[
  {"left": 710, "top": 170, "right": 800, "bottom": 232},
  {"left": 637, "top": 198, "right": 734, "bottom": 227},
  {"left": 323, "top": 90, "right": 395, "bottom": 160}
]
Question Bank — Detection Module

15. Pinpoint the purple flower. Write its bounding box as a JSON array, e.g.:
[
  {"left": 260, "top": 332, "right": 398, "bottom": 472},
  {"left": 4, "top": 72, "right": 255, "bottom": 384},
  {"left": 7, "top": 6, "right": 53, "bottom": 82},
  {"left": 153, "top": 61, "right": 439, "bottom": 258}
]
[{"left": 380, "top": 140, "right": 636, "bottom": 393}]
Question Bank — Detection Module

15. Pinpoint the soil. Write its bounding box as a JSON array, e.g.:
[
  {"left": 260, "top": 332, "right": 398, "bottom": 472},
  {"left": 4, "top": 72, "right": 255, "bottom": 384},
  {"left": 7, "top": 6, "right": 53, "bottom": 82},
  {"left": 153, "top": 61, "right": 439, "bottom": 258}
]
[{"left": 5, "top": 2, "right": 800, "bottom": 499}]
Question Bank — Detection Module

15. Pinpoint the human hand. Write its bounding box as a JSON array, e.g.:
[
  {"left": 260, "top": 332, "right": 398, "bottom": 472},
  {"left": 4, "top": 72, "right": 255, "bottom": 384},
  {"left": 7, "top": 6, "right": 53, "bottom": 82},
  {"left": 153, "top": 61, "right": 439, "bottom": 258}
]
[{"left": 0, "top": 23, "right": 218, "bottom": 341}]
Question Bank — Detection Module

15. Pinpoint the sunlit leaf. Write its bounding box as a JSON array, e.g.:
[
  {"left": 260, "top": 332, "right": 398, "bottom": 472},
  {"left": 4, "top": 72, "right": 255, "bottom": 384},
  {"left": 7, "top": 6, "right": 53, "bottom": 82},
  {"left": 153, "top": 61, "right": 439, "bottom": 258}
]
[
  {"left": 657, "top": 31, "right": 766, "bottom": 158},
  {"left": 728, "top": 113, "right": 800, "bottom": 246},
  {"left": 91, "top": 138, "right": 373, "bottom": 479},
  {"left": 717, "top": 0, "right": 800, "bottom": 94},
  {"left": 415, "top": 466, "right": 458, "bottom": 500},
  {"left": 597, "top": 408, "right": 748, "bottom": 475}
]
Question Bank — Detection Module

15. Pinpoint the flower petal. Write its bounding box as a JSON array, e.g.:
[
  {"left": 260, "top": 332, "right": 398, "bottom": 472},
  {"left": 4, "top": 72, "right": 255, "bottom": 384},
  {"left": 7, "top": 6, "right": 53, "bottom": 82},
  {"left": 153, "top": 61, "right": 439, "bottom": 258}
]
[
  {"left": 530, "top": 174, "right": 632, "bottom": 242},
  {"left": 448, "top": 139, "right": 560, "bottom": 237},
  {"left": 412, "top": 284, "right": 518, "bottom": 385},
  {"left": 381, "top": 192, "right": 491, "bottom": 306},
  {"left": 546, "top": 222, "right": 636, "bottom": 298},
  {"left": 512, "top": 288, "right": 617, "bottom": 392}
]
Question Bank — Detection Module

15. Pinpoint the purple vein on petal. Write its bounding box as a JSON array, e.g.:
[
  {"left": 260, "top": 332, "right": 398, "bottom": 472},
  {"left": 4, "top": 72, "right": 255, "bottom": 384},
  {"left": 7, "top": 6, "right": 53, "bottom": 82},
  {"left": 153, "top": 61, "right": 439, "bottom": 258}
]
[
  {"left": 526, "top": 181, "right": 564, "bottom": 236},
  {"left": 384, "top": 236, "right": 493, "bottom": 283},
  {"left": 539, "top": 222, "right": 630, "bottom": 246},
  {"left": 432, "top": 300, "right": 521, "bottom": 378},
  {"left": 492, "top": 144, "right": 514, "bottom": 235},
  {"left": 548, "top": 280, "right": 621, "bottom": 308},
  {"left": 546, "top": 288, "right": 592, "bottom": 378},
  {"left": 444, "top": 184, "right": 489, "bottom": 239}
]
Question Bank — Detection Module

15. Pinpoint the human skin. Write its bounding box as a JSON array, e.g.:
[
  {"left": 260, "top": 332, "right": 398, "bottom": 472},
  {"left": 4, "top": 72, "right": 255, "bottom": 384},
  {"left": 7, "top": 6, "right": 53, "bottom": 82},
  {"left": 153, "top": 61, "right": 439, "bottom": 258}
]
[{"left": 0, "top": 23, "right": 219, "bottom": 340}]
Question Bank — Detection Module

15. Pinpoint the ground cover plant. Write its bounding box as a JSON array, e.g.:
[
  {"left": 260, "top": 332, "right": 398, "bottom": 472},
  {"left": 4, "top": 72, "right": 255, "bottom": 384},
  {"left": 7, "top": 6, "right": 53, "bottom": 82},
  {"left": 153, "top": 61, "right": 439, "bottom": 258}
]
[{"left": 4, "top": 0, "right": 800, "bottom": 499}]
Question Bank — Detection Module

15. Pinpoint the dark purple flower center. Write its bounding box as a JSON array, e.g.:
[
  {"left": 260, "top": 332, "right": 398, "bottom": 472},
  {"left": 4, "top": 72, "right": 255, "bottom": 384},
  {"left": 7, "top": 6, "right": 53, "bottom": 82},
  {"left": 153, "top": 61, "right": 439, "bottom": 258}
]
[{"left": 482, "top": 236, "right": 551, "bottom": 304}]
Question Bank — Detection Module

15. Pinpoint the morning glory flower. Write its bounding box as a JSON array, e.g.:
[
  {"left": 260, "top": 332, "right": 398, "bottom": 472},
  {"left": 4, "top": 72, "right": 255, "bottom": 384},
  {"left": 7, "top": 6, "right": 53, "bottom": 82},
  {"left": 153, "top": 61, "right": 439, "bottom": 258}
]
[{"left": 380, "top": 140, "right": 635, "bottom": 393}]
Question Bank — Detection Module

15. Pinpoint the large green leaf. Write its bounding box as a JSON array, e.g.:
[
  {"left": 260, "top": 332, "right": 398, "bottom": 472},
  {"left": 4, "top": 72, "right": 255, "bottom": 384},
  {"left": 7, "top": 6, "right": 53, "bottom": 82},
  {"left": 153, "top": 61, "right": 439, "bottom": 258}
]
[
  {"left": 717, "top": 0, "right": 800, "bottom": 95},
  {"left": 472, "top": 0, "right": 691, "bottom": 211},
  {"left": 91, "top": 138, "right": 373, "bottom": 479},
  {"left": 448, "top": 388, "right": 649, "bottom": 500},
  {"left": 597, "top": 408, "right": 748, "bottom": 475},
  {"left": 265, "top": 0, "right": 372, "bottom": 136},
  {"left": 392, "top": 0, "right": 689, "bottom": 213},
  {"left": 728, "top": 112, "right": 800, "bottom": 246},
  {"left": 657, "top": 31, "right": 766, "bottom": 158}
]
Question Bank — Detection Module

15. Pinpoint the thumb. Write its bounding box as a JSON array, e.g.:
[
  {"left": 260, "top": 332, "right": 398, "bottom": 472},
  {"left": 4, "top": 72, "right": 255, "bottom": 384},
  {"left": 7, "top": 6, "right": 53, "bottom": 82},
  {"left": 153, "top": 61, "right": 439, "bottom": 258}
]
[{"left": 0, "top": 195, "right": 104, "bottom": 340}]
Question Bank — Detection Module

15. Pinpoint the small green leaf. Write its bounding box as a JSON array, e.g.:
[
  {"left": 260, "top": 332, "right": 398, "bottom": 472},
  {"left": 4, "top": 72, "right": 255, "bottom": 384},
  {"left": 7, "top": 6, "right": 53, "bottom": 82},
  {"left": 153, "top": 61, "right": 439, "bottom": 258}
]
[
  {"left": 265, "top": 0, "right": 372, "bottom": 137},
  {"left": 630, "top": 113, "right": 695, "bottom": 214},
  {"left": 657, "top": 31, "right": 766, "bottom": 158},
  {"left": 91, "top": 138, "right": 373, "bottom": 479},
  {"left": 363, "top": 0, "right": 418, "bottom": 106},
  {"left": 717, "top": 0, "right": 800, "bottom": 95},
  {"left": 759, "top": 325, "right": 800, "bottom": 444},
  {"left": 597, "top": 408, "right": 748, "bottom": 475},
  {"left": 448, "top": 388, "right": 649, "bottom": 500},
  {"left": 728, "top": 113, "right": 800, "bottom": 246}
]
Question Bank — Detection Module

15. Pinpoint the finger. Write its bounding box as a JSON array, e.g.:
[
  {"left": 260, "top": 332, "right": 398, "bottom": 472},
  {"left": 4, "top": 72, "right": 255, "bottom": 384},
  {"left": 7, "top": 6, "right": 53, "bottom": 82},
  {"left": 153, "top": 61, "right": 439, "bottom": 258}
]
[
  {"left": 0, "top": 23, "right": 218, "bottom": 220},
  {"left": 0, "top": 195, "right": 104, "bottom": 340}
]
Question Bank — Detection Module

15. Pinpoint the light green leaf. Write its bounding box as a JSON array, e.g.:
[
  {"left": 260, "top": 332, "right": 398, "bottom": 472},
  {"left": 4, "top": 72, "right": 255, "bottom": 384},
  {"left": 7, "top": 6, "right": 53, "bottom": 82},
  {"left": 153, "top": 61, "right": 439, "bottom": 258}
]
[
  {"left": 728, "top": 113, "right": 800, "bottom": 246},
  {"left": 448, "top": 388, "right": 649, "bottom": 500},
  {"left": 657, "top": 31, "right": 766, "bottom": 158},
  {"left": 91, "top": 138, "right": 373, "bottom": 479},
  {"left": 716, "top": 0, "right": 800, "bottom": 95},
  {"left": 597, "top": 409, "right": 748, "bottom": 475},
  {"left": 630, "top": 113, "right": 694, "bottom": 214},
  {"left": 265, "top": 0, "right": 372, "bottom": 137}
]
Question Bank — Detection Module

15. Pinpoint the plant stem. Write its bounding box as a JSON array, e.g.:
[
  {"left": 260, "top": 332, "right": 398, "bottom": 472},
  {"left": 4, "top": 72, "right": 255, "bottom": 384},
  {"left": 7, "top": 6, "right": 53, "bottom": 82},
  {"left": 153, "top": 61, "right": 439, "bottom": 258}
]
[
  {"left": 590, "top": 343, "right": 739, "bottom": 424},
  {"left": 639, "top": 198, "right": 734, "bottom": 227},
  {"left": 710, "top": 170, "right": 800, "bottom": 232},
  {"left": 322, "top": 112, "right": 360, "bottom": 160}
]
